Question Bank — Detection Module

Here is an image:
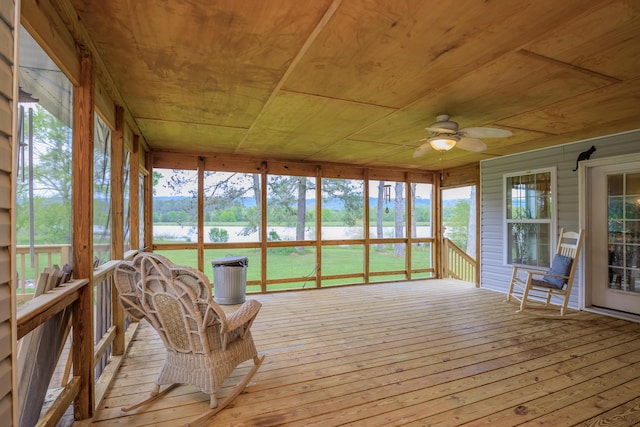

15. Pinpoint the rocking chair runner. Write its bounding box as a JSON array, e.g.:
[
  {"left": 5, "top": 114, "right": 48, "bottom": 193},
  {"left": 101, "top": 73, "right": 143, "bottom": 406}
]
[
  {"left": 113, "top": 253, "right": 264, "bottom": 425},
  {"left": 506, "top": 228, "right": 584, "bottom": 316}
]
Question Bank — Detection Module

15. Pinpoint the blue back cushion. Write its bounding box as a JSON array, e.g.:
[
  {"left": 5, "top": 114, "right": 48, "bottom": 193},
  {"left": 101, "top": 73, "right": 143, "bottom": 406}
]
[{"left": 543, "top": 254, "right": 573, "bottom": 288}]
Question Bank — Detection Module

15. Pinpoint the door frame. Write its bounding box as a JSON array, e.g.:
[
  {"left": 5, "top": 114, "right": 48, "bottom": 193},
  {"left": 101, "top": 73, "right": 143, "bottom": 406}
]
[{"left": 579, "top": 152, "right": 640, "bottom": 320}]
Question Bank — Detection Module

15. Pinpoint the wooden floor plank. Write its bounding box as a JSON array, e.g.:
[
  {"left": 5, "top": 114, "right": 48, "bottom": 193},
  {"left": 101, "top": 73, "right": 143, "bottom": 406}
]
[
  {"left": 576, "top": 395, "right": 640, "bottom": 427},
  {"left": 88, "top": 279, "right": 640, "bottom": 426},
  {"left": 295, "top": 330, "right": 640, "bottom": 427}
]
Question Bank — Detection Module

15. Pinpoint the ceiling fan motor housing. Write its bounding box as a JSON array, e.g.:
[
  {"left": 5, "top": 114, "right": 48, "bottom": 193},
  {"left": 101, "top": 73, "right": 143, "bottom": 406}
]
[{"left": 427, "top": 114, "right": 459, "bottom": 134}]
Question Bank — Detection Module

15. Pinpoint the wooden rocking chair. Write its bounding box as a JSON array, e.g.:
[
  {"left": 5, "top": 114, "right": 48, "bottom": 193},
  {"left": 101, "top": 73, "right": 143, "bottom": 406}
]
[
  {"left": 113, "top": 253, "right": 264, "bottom": 426},
  {"left": 506, "top": 228, "right": 584, "bottom": 316}
]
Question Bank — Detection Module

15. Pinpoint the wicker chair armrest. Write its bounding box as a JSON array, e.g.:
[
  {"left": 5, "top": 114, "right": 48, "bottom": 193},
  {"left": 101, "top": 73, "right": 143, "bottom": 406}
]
[{"left": 223, "top": 299, "right": 262, "bottom": 334}]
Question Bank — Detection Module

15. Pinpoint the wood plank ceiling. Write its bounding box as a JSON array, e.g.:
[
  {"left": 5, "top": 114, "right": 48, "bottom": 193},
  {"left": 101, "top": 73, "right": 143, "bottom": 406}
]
[{"left": 70, "top": 0, "right": 640, "bottom": 170}]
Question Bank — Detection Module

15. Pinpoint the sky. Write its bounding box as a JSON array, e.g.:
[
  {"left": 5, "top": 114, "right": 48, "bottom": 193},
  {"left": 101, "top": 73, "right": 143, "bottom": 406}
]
[{"left": 154, "top": 168, "right": 473, "bottom": 201}]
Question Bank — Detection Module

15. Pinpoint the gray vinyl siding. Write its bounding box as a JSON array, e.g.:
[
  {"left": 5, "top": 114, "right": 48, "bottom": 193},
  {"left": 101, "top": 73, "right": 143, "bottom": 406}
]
[
  {"left": 0, "top": 0, "right": 14, "bottom": 424},
  {"left": 480, "top": 130, "right": 640, "bottom": 309}
]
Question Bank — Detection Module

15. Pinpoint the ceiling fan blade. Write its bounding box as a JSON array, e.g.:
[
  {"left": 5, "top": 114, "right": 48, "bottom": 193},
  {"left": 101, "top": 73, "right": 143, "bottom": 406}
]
[
  {"left": 459, "top": 127, "right": 512, "bottom": 138},
  {"left": 456, "top": 136, "right": 487, "bottom": 152},
  {"left": 413, "top": 141, "right": 432, "bottom": 158}
]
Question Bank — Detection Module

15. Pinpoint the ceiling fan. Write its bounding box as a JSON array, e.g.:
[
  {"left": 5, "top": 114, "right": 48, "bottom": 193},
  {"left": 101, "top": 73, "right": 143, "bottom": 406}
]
[{"left": 413, "top": 114, "right": 512, "bottom": 158}]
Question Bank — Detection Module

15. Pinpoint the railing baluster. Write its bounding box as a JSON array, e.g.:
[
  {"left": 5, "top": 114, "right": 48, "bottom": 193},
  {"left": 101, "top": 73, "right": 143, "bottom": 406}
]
[{"left": 442, "top": 238, "right": 476, "bottom": 284}]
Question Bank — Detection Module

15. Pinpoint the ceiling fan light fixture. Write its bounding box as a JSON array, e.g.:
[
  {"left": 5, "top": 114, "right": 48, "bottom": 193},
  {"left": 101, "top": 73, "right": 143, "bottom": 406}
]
[{"left": 428, "top": 135, "right": 458, "bottom": 151}]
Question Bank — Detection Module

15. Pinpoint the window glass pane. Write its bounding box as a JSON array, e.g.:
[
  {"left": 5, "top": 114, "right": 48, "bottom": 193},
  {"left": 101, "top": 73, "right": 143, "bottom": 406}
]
[
  {"left": 535, "top": 173, "right": 552, "bottom": 219},
  {"left": 16, "top": 28, "right": 73, "bottom": 291},
  {"left": 152, "top": 168, "right": 198, "bottom": 243},
  {"left": 625, "top": 198, "right": 640, "bottom": 220},
  {"left": 505, "top": 170, "right": 553, "bottom": 266},
  {"left": 321, "top": 178, "right": 364, "bottom": 240},
  {"left": 507, "top": 223, "right": 551, "bottom": 267},
  {"left": 608, "top": 174, "right": 624, "bottom": 196},
  {"left": 267, "top": 175, "right": 315, "bottom": 241},
  {"left": 204, "top": 171, "right": 261, "bottom": 243},
  {"left": 412, "top": 183, "right": 432, "bottom": 238},
  {"left": 94, "top": 114, "right": 111, "bottom": 263},
  {"left": 627, "top": 173, "right": 640, "bottom": 195},
  {"left": 625, "top": 173, "right": 640, "bottom": 221},
  {"left": 507, "top": 173, "right": 551, "bottom": 220}
]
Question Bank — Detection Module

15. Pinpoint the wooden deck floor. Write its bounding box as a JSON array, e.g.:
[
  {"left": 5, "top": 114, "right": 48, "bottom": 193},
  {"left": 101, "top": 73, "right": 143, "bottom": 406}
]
[{"left": 91, "top": 280, "right": 640, "bottom": 426}]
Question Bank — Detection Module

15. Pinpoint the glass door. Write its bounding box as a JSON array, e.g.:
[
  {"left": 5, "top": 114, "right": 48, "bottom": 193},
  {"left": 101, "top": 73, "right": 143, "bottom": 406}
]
[
  {"left": 607, "top": 173, "right": 640, "bottom": 293},
  {"left": 588, "top": 161, "right": 640, "bottom": 315}
]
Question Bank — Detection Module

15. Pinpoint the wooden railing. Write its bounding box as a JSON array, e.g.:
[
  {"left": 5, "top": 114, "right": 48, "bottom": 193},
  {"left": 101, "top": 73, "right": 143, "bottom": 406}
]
[
  {"left": 16, "top": 244, "right": 110, "bottom": 303},
  {"left": 443, "top": 238, "right": 477, "bottom": 284},
  {"left": 16, "top": 279, "right": 89, "bottom": 427},
  {"left": 16, "top": 245, "right": 72, "bottom": 299},
  {"left": 16, "top": 250, "right": 138, "bottom": 427}
]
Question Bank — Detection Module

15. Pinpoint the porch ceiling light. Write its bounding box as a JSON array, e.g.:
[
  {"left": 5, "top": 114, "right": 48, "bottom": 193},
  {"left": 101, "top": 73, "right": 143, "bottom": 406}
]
[{"left": 428, "top": 134, "right": 459, "bottom": 152}]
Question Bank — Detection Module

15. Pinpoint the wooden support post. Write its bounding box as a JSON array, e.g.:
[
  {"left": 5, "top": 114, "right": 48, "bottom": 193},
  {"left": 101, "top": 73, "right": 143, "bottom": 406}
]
[
  {"left": 144, "top": 151, "right": 153, "bottom": 251},
  {"left": 363, "top": 169, "right": 370, "bottom": 283},
  {"left": 474, "top": 168, "right": 480, "bottom": 286},
  {"left": 130, "top": 135, "right": 140, "bottom": 251},
  {"left": 434, "top": 172, "right": 442, "bottom": 278},
  {"left": 315, "top": 165, "right": 322, "bottom": 288},
  {"left": 260, "top": 162, "right": 267, "bottom": 292},
  {"left": 405, "top": 174, "right": 412, "bottom": 281},
  {"left": 197, "top": 157, "right": 205, "bottom": 272},
  {"left": 71, "top": 47, "right": 95, "bottom": 420},
  {"left": 111, "top": 106, "right": 125, "bottom": 355}
]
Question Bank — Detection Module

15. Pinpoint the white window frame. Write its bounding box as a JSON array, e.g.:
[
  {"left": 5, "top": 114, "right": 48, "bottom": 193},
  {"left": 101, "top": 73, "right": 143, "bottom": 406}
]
[{"left": 503, "top": 167, "right": 557, "bottom": 267}]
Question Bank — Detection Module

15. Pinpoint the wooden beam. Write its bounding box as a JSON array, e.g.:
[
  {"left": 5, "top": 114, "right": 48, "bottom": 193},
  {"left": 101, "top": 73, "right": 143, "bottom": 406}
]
[
  {"left": 71, "top": 47, "right": 94, "bottom": 420},
  {"left": 197, "top": 157, "right": 204, "bottom": 272},
  {"left": 144, "top": 151, "right": 153, "bottom": 251},
  {"left": 129, "top": 135, "right": 140, "bottom": 251},
  {"left": 315, "top": 166, "right": 322, "bottom": 288},
  {"left": 363, "top": 169, "right": 370, "bottom": 284},
  {"left": 93, "top": 325, "right": 116, "bottom": 367},
  {"left": 441, "top": 164, "right": 479, "bottom": 188},
  {"left": 35, "top": 376, "right": 80, "bottom": 427},
  {"left": 434, "top": 174, "right": 442, "bottom": 278},
  {"left": 405, "top": 174, "right": 412, "bottom": 281},
  {"left": 93, "top": 321, "right": 139, "bottom": 411},
  {"left": 260, "top": 163, "right": 267, "bottom": 292},
  {"left": 111, "top": 106, "right": 125, "bottom": 356},
  {"left": 111, "top": 106, "right": 124, "bottom": 260}
]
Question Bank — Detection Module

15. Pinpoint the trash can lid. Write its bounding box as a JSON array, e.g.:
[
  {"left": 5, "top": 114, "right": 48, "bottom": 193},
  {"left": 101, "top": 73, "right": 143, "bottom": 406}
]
[{"left": 211, "top": 256, "right": 248, "bottom": 267}]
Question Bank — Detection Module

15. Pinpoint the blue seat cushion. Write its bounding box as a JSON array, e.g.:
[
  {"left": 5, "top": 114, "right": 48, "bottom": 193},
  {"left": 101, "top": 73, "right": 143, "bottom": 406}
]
[{"left": 542, "top": 254, "right": 573, "bottom": 289}]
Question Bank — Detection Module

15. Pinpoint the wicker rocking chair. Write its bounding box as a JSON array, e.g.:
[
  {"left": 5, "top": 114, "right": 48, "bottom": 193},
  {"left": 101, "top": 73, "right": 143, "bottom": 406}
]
[{"left": 113, "top": 253, "right": 264, "bottom": 426}]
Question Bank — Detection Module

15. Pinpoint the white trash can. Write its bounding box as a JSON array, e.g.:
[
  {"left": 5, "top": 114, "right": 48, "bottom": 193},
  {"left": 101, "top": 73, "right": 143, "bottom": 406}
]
[{"left": 212, "top": 256, "right": 248, "bottom": 304}]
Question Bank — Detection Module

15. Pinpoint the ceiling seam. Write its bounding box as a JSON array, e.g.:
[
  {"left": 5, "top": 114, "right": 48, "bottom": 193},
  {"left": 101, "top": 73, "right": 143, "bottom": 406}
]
[
  {"left": 518, "top": 49, "right": 622, "bottom": 84},
  {"left": 234, "top": 0, "right": 344, "bottom": 154},
  {"left": 279, "top": 88, "right": 399, "bottom": 110},
  {"left": 339, "top": 0, "right": 624, "bottom": 142}
]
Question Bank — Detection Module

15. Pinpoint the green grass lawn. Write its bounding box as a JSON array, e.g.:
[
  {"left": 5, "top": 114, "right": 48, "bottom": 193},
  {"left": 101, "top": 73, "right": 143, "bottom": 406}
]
[
  {"left": 16, "top": 243, "right": 432, "bottom": 295},
  {"left": 155, "top": 244, "right": 432, "bottom": 292}
]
